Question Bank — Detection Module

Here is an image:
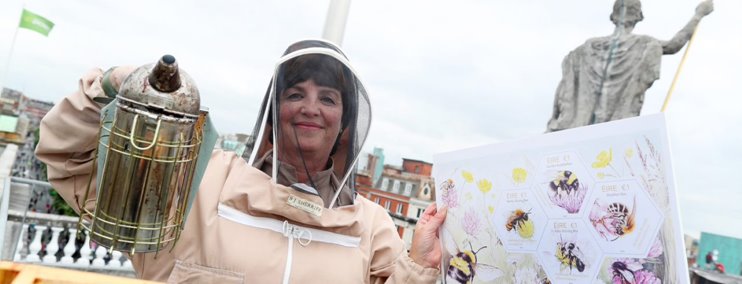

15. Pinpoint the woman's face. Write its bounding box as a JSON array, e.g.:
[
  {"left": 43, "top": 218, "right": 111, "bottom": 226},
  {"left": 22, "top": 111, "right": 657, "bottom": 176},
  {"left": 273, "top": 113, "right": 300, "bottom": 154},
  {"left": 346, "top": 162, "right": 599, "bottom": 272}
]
[{"left": 278, "top": 79, "right": 343, "bottom": 161}]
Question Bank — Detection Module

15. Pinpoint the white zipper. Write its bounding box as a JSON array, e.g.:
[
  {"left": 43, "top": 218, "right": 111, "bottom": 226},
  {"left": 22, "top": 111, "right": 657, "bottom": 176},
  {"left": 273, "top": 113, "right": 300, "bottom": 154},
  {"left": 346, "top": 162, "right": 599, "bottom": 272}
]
[
  {"left": 217, "top": 203, "right": 361, "bottom": 247},
  {"left": 217, "top": 203, "right": 361, "bottom": 283}
]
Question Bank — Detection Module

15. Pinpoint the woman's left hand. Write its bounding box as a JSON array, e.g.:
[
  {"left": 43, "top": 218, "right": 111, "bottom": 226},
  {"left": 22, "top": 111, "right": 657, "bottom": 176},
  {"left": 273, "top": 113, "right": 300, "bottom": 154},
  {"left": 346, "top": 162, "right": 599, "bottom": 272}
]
[{"left": 409, "top": 203, "right": 447, "bottom": 269}]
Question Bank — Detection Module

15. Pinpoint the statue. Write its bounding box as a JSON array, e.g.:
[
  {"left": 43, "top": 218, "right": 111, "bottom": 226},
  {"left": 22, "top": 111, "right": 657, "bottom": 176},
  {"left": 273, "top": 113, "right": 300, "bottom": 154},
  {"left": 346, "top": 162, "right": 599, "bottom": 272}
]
[{"left": 546, "top": 0, "right": 713, "bottom": 132}]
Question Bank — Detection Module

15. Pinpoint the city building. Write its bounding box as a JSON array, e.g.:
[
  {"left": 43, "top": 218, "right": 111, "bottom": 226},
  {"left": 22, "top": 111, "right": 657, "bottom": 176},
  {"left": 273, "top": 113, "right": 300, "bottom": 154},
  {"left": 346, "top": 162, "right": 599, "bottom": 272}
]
[
  {"left": 214, "top": 133, "right": 252, "bottom": 156},
  {"left": 356, "top": 152, "right": 436, "bottom": 249},
  {"left": 1, "top": 88, "right": 54, "bottom": 180}
]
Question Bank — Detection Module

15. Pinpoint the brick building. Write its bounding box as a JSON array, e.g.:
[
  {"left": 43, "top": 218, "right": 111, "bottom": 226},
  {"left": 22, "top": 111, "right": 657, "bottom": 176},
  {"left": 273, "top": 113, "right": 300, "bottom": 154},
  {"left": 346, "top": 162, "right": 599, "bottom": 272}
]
[{"left": 356, "top": 154, "right": 436, "bottom": 249}]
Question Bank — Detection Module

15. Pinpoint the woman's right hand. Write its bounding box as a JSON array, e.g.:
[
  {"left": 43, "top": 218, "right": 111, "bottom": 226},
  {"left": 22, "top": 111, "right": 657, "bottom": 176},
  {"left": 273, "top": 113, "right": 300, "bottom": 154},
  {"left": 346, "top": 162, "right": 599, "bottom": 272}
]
[{"left": 93, "top": 66, "right": 136, "bottom": 101}]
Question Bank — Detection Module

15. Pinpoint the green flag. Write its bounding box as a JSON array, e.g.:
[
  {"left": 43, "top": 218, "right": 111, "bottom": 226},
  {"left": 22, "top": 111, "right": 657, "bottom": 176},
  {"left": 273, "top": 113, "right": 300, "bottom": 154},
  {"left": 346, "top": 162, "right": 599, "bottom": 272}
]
[{"left": 19, "top": 9, "right": 54, "bottom": 36}]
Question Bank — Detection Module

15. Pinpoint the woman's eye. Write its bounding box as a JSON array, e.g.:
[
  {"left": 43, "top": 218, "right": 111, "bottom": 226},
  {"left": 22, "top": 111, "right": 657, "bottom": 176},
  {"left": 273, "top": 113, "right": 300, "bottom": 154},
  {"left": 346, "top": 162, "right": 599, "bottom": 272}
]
[
  {"left": 320, "top": 97, "right": 337, "bottom": 105},
  {"left": 286, "top": 93, "right": 303, "bottom": 100}
]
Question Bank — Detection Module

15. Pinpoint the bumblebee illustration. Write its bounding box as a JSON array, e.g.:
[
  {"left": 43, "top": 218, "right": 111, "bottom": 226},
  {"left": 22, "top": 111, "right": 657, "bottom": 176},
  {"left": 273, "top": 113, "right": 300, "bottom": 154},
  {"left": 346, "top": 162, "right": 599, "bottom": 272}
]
[
  {"left": 441, "top": 178, "right": 455, "bottom": 193},
  {"left": 555, "top": 241, "right": 586, "bottom": 273},
  {"left": 611, "top": 260, "right": 638, "bottom": 284},
  {"left": 550, "top": 170, "right": 579, "bottom": 195},
  {"left": 505, "top": 209, "right": 534, "bottom": 239},
  {"left": 443, "top": 232, "right": 502, "bottom": 283},
  {"left": 592, "top": 197, "right": 637, "bottom": 241},
  {"left": 606, "top": 198, "right": 636, "bottom": 237}
]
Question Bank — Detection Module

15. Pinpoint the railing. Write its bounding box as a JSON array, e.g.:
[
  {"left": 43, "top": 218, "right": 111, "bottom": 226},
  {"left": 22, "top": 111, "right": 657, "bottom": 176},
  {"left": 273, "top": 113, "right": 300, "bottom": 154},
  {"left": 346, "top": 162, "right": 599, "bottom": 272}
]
[
  {"left": 8, "top": 209, "right": 135, "bottom": 276},
  {"left": 0, "top": 145, "right": 136, "bottom": 277}
]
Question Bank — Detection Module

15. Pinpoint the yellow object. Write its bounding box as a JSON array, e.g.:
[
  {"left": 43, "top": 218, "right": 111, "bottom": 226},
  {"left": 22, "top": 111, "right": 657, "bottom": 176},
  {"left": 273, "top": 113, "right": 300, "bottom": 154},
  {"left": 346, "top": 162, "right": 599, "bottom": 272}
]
[
  {"left": 625, "top": 147, "right": 634, "bottom": 159},
  {"left": 449, "top": 256, "right": 472, "bottom": 275},
  {"left": 518, "top": 219, "right": 535, "bottom": 239},
  {"left": 592, "top": 148, "right": 613, "bottom": 169},
  {"left": 512, "top": 168, "right": 528, "bottom": 184},
  {"left": 662, "top": 24, "right": 700, "bottom": 112},
  {"left": 0, "top": 261, "right": 159, "bottom": 284},
  {"left": 462, "top": 170, "right": 474, "bottom": 183},
  {"left": 477, "top": 179, "right": 492, "bottom": 194}
]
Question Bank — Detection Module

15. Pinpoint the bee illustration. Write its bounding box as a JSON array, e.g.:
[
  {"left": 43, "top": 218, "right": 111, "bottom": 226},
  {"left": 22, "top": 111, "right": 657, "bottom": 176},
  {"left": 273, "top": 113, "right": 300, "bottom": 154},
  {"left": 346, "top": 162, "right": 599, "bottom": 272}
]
[
  {"left": 592, "top": 197, "right": 636, "bottom": 241},
  {"left": 441, "top": 178, "right": 455, "bottom": 192},
  {"left": 550, "top": 170, "right": 579, "bottom": 195},
  {"left": 443, "top": 232, "right": 502, "bottom": 284},
  {"left": 611, "top": 260, "right": 639, "bottom": 284},
  {"left": 505, "top": 209, "right": 534, "bottom": 239},
  {"left": 555, "top": 240, "right": 586, "bottom": 273},
  {"left": 606, "top": 198, "right": 636, "bottom": 237}
]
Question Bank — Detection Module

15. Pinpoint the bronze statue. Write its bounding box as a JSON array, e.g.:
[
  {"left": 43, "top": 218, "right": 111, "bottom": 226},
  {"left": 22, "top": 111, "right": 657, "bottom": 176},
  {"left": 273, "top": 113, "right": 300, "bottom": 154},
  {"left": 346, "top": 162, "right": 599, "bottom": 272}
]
[{"left": 547, "top": 0, "right": 713, "bottom": 132}]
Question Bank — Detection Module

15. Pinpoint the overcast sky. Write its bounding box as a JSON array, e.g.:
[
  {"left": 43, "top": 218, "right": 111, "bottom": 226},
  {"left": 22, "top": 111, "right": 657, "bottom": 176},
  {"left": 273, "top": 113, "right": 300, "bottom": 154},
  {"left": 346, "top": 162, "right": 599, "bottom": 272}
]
[{"left": 1, "top": 0, "right": 740, "bottom": 240}]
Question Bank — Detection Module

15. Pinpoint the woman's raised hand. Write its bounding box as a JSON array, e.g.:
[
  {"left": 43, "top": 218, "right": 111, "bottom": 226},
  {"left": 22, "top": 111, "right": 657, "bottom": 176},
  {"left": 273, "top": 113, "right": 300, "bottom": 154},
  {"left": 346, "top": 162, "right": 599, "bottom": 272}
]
[{"left": 409, "top": 203, "right": 447, "bottom": 269}]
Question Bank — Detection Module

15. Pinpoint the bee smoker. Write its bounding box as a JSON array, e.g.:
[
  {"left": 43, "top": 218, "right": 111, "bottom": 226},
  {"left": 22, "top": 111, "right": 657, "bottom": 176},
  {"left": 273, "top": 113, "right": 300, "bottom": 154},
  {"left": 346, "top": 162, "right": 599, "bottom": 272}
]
[{"left": 79, "top": 55, "right": 206, "bottom": 253}]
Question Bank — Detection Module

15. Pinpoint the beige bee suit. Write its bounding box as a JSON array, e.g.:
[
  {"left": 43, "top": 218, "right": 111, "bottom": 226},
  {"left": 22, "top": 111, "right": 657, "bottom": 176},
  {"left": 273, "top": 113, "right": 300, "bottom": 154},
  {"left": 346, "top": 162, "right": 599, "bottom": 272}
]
[{"left": 35, "top": 69, "right": 439, "bottom": 283}]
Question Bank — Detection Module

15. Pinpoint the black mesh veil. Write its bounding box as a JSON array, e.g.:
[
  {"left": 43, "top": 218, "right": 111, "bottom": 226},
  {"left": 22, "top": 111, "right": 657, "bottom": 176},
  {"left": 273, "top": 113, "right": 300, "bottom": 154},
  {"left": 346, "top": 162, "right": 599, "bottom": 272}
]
[{"left": 245, "top": 39, "right": 371, "bottom": 208}]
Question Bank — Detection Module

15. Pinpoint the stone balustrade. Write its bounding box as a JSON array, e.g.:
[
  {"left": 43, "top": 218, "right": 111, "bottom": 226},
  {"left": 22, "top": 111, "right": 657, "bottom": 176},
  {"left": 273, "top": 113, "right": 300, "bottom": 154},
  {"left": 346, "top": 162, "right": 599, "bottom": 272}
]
[{"left": 7, "top": 209, "right": 136, "bottom": 277}]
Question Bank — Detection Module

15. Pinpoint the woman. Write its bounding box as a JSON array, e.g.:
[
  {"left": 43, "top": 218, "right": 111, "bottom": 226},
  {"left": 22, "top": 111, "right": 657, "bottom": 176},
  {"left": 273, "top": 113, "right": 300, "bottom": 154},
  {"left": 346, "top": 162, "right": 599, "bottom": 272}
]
[{"left": 35, "top": 39, "right": 446, "bottom": 283}]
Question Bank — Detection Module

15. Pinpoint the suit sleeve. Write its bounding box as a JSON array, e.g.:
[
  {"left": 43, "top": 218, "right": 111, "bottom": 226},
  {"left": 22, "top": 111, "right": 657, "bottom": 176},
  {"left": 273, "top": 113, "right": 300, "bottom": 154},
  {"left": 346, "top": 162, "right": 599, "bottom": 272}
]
[
  {"left": 34, "top": 68, "right": 106, "bottom": 214},
  {"left": 366, "top": 204, "right": 440, "bottom": 283}
]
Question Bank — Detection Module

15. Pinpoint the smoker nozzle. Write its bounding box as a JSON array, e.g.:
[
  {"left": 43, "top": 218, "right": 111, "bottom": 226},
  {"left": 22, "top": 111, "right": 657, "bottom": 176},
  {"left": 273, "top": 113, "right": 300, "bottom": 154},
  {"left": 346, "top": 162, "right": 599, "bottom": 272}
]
[{"left": 149, "top": 54, "right": 182, "bottom": 93}]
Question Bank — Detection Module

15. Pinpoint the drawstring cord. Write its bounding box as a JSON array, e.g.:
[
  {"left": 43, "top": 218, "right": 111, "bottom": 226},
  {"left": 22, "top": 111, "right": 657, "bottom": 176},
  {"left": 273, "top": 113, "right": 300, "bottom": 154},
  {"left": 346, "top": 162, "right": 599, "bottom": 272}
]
[{"left": 281, "top": 221, "right": 312, "bottom": 284}]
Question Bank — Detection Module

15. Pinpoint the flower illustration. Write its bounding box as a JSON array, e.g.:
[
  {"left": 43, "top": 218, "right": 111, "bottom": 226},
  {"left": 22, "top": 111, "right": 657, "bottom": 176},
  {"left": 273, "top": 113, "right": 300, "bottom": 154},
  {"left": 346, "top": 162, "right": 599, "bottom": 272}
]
[
  {"left": 462, "top": 208, "right": 482, "bottom": 236},
  {"left": 512, "top": 167, "right": 528, "bottom": 184},
  {"left": 625, "top": 147, "right": 634, "bottom": 159},
  {"left": 647, "top": 237, "right": 664, "bottom": 258},
  {"left": 514, "top": 267, "right": 538, "bottom": 284},
  {"left": 461, "top": 170, "right": 474, "bottom": 183},
  {"left": 488, "top": 206, "right": 495, "bottom": 214},
  {"left": 610, "top": 259, "right": 660, "bottom": 284},
  {"left": 548, "top": 183, "right": 587, "bottom": 214},
  {"left": 592, "top": 148, "right": 613, "bottom": 169},
  {"left": 477, "top": 179, "right": 492, "bottom": 194},
  {"left": 440, "top": 179, "right": 458, "bottom": 208},
  {"left": 464, "top": 192, "right": 473, "bottom": 201},
  {"left": 634, "top": 269, "right": 661, "bottom": 284},
  {"left": 597, "top": 172, "right": 606, "bottom": 179}
]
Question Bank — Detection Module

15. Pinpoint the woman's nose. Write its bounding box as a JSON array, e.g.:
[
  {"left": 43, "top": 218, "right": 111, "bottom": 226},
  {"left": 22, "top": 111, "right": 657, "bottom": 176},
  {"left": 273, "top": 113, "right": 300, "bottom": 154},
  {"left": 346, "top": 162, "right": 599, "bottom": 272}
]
[{"left": 299, "top": 98, "right": 321, "bottom": 116}]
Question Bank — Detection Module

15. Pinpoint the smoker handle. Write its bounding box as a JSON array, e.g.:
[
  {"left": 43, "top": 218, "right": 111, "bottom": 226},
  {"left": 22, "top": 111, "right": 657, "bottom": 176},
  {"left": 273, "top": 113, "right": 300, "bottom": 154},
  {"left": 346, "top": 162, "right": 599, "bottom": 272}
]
[{"left": 129, "top": 114, "right": 162, "bottom": 151}]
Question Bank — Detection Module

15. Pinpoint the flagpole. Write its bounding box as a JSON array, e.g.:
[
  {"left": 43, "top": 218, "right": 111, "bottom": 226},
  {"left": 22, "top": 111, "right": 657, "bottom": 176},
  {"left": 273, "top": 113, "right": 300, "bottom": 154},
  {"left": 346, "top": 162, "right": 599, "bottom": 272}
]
[
  {"left": 322, "top": 0, "right": 351, "bottom": 46},
  {"left": 0, "top": 7, "right": 24, "bottom": 90},
  {"left": 661, "top": 20, "right": 701, "bottom": 112}
]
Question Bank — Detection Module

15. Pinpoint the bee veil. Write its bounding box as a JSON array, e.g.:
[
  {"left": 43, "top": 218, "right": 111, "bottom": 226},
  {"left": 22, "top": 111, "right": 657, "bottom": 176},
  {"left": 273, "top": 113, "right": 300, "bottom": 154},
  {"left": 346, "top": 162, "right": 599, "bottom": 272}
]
[{"left": 245, "top": 39, "right": 371, "bottom": 208}]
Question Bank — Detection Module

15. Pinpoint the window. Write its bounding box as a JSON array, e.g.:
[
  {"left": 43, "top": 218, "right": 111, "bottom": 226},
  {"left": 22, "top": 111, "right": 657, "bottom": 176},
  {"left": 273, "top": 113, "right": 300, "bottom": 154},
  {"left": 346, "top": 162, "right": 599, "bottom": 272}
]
[
  {"left": 411, "top": 183, "right": 418, "bottom": 194},
  {"left": 415, "top": 166, "right": 420, "bottom": 173},
  {"left": 403, "top": 183, "right": 412, "bottom": 196},
  {"left": 380, "top": 178, "right": 389, "bottom": 191},
  {"left": 416, "top": 208, "right": 423, "bottom": 218},
  {"left": 398, "top": 181, "right": 406, "bottom": 194},
  {"left": 375, "top": 197, "right": 380, "bottom": 204},
  {"left": 396, "top": 204, "right": 404, "bottom": 214},
  {"left": 387, "top": 179, "right": 395, "bottom": 191},
  {"left": 384, "top": 200, "right": 391, "bottom": 211}
]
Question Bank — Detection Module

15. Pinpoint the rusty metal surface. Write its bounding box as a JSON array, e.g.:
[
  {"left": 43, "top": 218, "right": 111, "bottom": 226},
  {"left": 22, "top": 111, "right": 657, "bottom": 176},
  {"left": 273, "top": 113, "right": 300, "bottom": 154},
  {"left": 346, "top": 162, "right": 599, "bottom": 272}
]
[
  {"left": 118, "top": 55, "right": 200, "bottom": 117},
  {"left": 81, "top": 55, "right": 203, "bottom": 253}
]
